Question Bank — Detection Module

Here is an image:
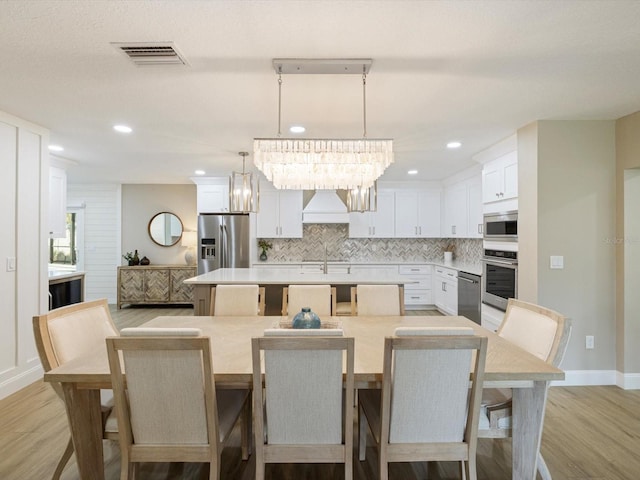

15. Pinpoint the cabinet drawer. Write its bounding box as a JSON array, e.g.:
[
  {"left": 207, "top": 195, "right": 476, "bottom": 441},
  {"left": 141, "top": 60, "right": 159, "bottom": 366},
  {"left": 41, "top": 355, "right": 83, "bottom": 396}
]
[
  {"left": 404, "top": 289, "right": 432, "bottom": 305},
  {"left": 399, "top": 265, "right": 431, "bottom": 275},
  {"left": 404, "top": 275, "right": 432, "bottom": 289},
  {"left": 435, "top": 266, "right": 457, "bottom": 279}
]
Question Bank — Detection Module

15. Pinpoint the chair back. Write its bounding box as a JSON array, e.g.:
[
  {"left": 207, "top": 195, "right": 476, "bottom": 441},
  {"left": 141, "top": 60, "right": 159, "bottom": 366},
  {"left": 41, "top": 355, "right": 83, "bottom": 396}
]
[
  {"left": 107, "top": 327, "right": 216, "bottom": 447},
  {"left": 33, "top": 298, "right": 118, "bottom": 373},
  {"left": 354, "top": 285, "right": 405, "bottom": 316},
  {"left": 282, "top": 284, "right": 336, "bottom": 317},
  {"left": 210, "top": 284, "right": 265, "bottom": 316},
  {"left": 498, "top": 298, "right": 571, "bottom": 366},
  {"left": 252, "top": 329, "right": 353, "bottom": 445},
  {"left": 384, "top": 327, "right": 487, "bottom": 445}
]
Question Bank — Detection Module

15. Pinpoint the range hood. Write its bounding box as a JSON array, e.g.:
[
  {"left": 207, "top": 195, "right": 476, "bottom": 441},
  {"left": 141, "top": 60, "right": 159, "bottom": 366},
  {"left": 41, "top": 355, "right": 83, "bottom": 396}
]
[{"left": 302, "top": 190, "right": 350, "bottom": 224}]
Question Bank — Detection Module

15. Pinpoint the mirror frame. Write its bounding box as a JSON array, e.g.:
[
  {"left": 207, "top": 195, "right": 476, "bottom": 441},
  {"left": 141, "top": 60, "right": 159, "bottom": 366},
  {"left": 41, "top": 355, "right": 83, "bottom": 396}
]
[{"left": 148, "top": 212, "right": 184, "bottom": 247}]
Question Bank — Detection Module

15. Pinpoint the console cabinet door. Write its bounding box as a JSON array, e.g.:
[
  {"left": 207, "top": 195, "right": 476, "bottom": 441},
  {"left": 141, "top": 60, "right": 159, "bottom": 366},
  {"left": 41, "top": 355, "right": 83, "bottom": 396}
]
[
  {"left": 119, "top": 269, "right": 145, "bottom": 303},
  {"left": 170, "top": 268, "right": 195, "bottom": 302}
]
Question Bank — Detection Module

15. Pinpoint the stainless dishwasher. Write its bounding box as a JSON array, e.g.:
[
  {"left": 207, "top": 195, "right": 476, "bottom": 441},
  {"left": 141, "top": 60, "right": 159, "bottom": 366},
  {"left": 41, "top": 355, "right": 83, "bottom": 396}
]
[{"left": 458, "top": 272, "right": 481, "bottom": 324}]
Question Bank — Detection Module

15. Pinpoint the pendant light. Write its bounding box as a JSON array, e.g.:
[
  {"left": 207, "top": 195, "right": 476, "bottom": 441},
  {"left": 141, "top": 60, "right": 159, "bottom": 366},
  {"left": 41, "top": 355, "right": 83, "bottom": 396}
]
[{"left": 229, "top": 151, "right": 259, "bottom": 213}]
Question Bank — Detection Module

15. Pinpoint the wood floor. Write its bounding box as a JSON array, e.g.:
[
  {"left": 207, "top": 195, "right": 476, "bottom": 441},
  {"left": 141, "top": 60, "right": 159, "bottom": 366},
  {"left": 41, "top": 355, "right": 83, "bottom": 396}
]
[{"left": 2, "top": 306, "right": 640, "bottom": 479}]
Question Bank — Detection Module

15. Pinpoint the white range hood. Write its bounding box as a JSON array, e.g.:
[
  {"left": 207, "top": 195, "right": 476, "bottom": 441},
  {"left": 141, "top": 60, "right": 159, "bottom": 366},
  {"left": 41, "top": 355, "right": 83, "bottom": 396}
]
[{"left": 302, "top": 190, "right": 349, "bottom": 224}]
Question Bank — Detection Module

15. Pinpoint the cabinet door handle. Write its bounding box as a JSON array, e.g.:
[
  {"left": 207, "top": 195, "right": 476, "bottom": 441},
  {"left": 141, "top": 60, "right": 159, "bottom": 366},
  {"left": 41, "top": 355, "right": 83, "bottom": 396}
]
[
  {"left": 415, "top": 226, "right": 418, "bottom": 235},
  {"left": 495, "top": 192, "right": 500, "bottom": 197},
  {"left": 419, "top": 226, "right": 422, "bottom": 235},
  {"left": 478, "top": 224, "right": 483, "bottom": 234}
]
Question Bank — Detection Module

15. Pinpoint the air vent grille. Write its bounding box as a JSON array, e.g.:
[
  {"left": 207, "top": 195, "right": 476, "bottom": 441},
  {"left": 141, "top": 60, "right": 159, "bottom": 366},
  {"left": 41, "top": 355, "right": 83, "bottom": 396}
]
[{"left": 112, "top": 42, "right": 188, "bottom": 66}]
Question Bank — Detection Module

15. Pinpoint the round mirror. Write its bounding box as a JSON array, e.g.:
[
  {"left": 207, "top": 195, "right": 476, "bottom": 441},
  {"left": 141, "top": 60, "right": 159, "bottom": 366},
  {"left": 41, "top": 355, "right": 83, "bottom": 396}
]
[{"left": 148, "top": 212, "right": 183, "bottom": 247}]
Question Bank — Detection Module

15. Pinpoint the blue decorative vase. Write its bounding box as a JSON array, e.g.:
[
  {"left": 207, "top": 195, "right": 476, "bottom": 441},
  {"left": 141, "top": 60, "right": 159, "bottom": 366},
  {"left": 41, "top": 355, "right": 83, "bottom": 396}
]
[{"left": 292, "top": 307, "right": 321, "bottom": 329}]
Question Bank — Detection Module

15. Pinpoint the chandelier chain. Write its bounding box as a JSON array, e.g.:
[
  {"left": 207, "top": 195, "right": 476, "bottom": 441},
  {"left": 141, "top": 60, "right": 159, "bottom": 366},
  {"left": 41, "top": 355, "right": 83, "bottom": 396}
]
[
  {"left": 362, "top": 71, "right": 367, "bottom": 138},
  {"left": 277, "top": 69, "right": 283, "bottom": 138}
]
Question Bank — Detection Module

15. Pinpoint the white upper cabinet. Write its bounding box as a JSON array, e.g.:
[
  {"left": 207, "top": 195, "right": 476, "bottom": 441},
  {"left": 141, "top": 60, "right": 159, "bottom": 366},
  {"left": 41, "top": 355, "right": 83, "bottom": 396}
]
[
  {"left": 49, "top": 165, "right": 67, "bottom": 238},
  {"left": 467, "top": 176, "right": 483, "bottom": 238},
  {"left": 443, "top": 174, "right": 483, "bottom": 238},
  {"left": 395, "top": 190, "right": 441, "bottom": 238},
  {"left": 444, "top": 182, "right": 468, "bottom": 237},
  {"left": 349, "top": 190, "right": 395, "bottom": 238},
  {"left": 194, "top": 178, "right": 229, "bottom": 213},
  {"left": 482, "top": 150, "right": 518, "bottom": 203},
  {"left": 256, "top": 190, "right": 303, "bottom": 238}
]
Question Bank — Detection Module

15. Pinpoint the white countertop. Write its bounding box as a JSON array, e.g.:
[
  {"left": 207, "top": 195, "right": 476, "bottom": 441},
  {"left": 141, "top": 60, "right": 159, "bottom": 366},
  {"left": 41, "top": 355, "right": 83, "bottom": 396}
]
[
  {"left": 253, "top": 260, "right": 483, "bottom": 276},
  {"left": 48, "top": 270, "right": 85, "bottom": 281},
  {"left": 184, "top": 268, "right": 417, "bottom": 285}
]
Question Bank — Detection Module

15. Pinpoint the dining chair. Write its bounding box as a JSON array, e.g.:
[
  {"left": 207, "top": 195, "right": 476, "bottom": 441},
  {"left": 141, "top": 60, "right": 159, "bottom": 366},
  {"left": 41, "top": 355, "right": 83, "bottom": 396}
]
[
  {"left": 106, "top": 327, "right": 251, "bottom": 480},
  {"left": 478, "top": 298, "right": 571, "bottom": 480},
  {"left": 351, "top": 284, "right": 405, "bottom": 315},
  {"left": 358, "top": 327, "right": 487, "bottom": 480},
  {"left": 209, "top": 284, "right": 265, "bottom": 316},
  {"left": 252, "top": 328, "right": 354, "bottom": 480},
  {"left": 282, "top": 284, "right": 337, "bottom": 317},
  {"left": 32, "top": 298, "right": 120, "bottom": 480}
]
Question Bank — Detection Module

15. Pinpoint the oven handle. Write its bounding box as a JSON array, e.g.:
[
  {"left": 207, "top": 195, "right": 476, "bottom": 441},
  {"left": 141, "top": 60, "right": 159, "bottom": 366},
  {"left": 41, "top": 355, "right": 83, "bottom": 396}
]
[{"left": 483, "top": 258, "right": 518, "bottom": 266}]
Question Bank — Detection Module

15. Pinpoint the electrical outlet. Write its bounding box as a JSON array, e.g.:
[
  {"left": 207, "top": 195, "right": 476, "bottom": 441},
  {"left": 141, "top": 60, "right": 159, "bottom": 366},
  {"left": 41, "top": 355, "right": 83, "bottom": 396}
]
[{"left": 586, "top": 335, "right": 595, "bottom": 349}]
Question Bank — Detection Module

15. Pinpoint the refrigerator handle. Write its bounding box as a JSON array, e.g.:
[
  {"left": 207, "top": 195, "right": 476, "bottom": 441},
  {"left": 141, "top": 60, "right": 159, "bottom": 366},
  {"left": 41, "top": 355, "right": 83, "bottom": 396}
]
[{"left": 221, "top": 224, "right": 228, "bottom": 268}]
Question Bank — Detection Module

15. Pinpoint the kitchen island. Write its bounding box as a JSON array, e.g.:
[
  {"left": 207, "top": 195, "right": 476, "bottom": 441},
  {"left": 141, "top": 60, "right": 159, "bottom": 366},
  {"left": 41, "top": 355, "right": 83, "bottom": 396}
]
[{"left": 184, "top": 267, "right": 416, "bottom": 315}]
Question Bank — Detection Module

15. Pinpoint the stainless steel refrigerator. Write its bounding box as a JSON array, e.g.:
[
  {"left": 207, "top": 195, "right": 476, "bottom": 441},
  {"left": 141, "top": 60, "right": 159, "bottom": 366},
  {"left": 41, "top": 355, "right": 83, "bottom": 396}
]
[{"left": 197, "top": 214, "right": 251, "bottom": 274}]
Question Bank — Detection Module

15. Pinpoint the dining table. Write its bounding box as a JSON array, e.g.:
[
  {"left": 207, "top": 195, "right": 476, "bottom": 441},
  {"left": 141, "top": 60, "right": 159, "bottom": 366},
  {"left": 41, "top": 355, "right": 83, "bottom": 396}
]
[{"left": 44, "top": 315, "right": 564, "bottom": 480}]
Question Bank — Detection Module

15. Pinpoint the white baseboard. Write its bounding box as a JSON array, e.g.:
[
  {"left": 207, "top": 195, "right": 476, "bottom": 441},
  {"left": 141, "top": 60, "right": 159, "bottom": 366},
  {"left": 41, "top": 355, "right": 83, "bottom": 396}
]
[
  {"left": 615, "top": 371, "right": 640, "bottom": 390},
  {"left": 0, "top": 365, "right": 44, "bottom": 401}
]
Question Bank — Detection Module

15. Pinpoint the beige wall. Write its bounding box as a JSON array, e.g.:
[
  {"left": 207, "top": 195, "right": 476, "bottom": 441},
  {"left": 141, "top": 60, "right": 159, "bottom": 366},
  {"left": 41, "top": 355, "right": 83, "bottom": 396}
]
[
  {"left": 518, "top": 120, "right": 617, "bottom": 372},
  {"left": 121, "top": 184, "right": 197, "bottom": 266},
  {"left": 616, "top": 111, "right": 640, "bottom": 376}
]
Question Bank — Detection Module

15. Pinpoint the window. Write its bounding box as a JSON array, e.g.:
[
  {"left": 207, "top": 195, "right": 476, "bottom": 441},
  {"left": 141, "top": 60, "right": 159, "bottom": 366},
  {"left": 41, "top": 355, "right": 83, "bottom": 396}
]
[{"left": 49, "top": 213, "right": 77, "bottom": 266}]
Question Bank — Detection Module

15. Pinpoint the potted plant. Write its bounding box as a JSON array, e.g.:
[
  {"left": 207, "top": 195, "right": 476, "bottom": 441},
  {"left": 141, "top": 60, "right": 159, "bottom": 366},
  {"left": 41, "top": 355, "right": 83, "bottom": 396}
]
[
  {"left": 258, "top": 239, "right": 273, "bottom": 261},
  {"left": 123, "top": 252, "right": 134, "bottom": 266}
]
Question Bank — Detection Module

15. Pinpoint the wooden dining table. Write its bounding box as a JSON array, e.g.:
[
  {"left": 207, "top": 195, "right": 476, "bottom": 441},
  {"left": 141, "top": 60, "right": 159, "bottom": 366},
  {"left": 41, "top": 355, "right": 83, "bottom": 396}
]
[{"left": 44, "top": 315, "right": 563, "bottom": 480}]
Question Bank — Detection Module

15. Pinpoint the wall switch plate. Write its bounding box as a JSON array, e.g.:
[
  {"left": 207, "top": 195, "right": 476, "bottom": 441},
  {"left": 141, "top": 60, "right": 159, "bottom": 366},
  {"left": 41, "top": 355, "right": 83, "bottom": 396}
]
[
  {"left": 550, "top": 255, "right": 564, "bottom": 269},
  {"left": 586, "top": 335, "right": 595, "bottom": 349},
  {"left": 6, "top": 257, "right": 16, "bottom": 272}
]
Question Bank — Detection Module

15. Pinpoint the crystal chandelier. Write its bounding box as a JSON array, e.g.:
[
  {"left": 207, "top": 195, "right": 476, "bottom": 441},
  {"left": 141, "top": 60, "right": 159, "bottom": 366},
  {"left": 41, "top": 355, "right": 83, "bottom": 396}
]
[
  {"left": 229, "top": 151, "right": 259, "bottom": 213},
  {"left": 253, "top": 59, "right": 393, "bottom": 197}
]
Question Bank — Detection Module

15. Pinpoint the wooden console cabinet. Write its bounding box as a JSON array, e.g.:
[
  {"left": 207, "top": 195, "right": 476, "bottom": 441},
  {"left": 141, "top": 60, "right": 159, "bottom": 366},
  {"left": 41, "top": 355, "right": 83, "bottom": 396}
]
[{"left": 117, "top": 265, "right": 196, "bottom": 309}]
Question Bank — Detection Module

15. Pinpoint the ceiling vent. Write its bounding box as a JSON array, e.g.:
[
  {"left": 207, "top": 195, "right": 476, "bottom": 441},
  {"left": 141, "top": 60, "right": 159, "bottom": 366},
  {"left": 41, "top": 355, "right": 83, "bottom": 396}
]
[{"left": 112, "top": 42, "right": 188, "bottom": 66}]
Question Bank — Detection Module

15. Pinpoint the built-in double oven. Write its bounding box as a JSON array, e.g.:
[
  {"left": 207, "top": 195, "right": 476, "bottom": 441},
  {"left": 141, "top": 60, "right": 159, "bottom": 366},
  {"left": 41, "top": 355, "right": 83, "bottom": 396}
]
[{"left": 482, "top": 210, "right": 518, "bottom": 312}]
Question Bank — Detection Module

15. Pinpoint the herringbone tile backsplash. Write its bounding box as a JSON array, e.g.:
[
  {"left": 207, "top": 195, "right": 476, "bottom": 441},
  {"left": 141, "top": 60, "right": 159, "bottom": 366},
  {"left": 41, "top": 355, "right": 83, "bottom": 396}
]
[{"left": 260, "top": 224, "right": 482, "bottom": 263}]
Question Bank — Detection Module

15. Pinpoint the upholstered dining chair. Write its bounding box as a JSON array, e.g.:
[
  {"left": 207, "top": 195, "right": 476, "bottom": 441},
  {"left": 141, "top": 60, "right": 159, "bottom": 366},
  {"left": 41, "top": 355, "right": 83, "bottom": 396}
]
[
  {"left": 282, "top": 284, "right": 336, "bottom": 317},
  {"left": 478, "top": 298, "right": 571, "bottom": 480},
  {"left": 358, "top": 327, "right": 487, "bottom": 480},
  {"left": 351, "top": 284, "right": 405, "bottom": 315},
  {"left": 32, "top": 298, "right": 119, "bottom": 480},
  {"left": 209, "top": 284, "right": 265, "bottom": 316},
  {"left": 252, "top": 329, "right": 355, "bottom": 480},
  {"left": 106, "top": 327, "right": 251, "bottom": 480}
]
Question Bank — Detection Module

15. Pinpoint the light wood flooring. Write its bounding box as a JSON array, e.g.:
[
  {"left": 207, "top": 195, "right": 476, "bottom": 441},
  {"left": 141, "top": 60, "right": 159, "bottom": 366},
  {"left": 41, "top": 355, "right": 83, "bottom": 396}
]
[{"left": 2, "top": 306, "right": 640, "bottom": 479}]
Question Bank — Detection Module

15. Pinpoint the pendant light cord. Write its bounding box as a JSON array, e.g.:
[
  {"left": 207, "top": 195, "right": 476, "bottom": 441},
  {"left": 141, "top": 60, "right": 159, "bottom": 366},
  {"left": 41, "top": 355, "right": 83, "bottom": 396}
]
[{"left": 362, "top": 70, "right": 367, "bottom": 138}]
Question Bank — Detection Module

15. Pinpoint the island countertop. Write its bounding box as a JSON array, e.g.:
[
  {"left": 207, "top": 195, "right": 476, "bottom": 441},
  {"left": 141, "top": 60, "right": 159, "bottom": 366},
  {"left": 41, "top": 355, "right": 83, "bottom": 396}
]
[{"left": 184, "top": 267, "right": 417, "bottom": 286}]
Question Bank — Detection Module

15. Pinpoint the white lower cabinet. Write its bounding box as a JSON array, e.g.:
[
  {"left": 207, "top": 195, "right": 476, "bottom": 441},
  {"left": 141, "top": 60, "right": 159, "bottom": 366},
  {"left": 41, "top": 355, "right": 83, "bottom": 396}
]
[
  {"left": 398, "top": 264, "right": 433, "bottom": 309},
  {"left": 433, "top": 266, "right": 458, "bottom": 315}
]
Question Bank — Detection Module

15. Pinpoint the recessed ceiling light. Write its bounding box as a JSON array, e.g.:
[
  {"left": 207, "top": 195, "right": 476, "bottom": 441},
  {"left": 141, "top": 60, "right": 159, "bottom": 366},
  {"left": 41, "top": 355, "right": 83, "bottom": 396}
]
[
  {"left": 48, "top": 145, "right": 64, "bottom": 152},
  {"left": 408, "top": 169, "right": 418, "bottom": 175},
  {"left": 113, "top": 124, "right": 133, "bottom": 133},
  {"left": 447, "top": 141, "right": 462, "bottom": 149},
  {"left": 290, "top": 125, "right": 306, "bottom": 133},
  {"left": 194, "top": 170, "right": 206, "bottom": 175}
]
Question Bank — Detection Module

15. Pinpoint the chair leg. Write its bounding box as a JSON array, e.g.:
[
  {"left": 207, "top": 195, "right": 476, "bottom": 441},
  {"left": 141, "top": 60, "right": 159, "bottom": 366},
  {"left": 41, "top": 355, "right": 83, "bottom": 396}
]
[
  {"left": 537, "top": 452, "right": 552, "bottom": 480},
  {"left": 52, "top": 437, "right": 74, "bottom": 480},
  {"left": 466, "top": 457, "right": 477, "bottom": 480},
  {"left": 358, "top": 404, "right": 367, "bottom": 461},
  {"left": 241, "top": 393, "right": 252, "bottom": 460}
]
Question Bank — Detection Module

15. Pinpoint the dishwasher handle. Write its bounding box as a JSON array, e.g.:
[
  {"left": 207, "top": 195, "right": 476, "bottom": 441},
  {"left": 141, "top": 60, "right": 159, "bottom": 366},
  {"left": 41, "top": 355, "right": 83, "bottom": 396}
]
[{"left": 458, "top": 276, "right": 479, "bottom": 284}]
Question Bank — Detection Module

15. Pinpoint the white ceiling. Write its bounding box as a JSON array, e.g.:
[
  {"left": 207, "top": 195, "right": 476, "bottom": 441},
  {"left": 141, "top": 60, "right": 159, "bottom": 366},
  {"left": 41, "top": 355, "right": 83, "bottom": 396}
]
[{"left": 2, "top": 0, "right": 640, "bottom": 185}]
